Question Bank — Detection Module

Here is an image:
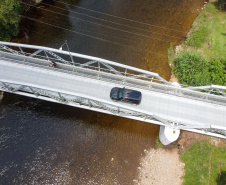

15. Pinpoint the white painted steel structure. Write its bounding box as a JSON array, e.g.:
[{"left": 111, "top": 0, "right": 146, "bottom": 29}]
[{"left": 0, "top": 41, "right": 225, "bottom": 139}]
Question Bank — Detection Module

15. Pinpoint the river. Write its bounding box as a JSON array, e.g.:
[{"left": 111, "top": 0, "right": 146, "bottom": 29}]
[{"left": 1, "top": 0, "right": 206, "bottom": 184}]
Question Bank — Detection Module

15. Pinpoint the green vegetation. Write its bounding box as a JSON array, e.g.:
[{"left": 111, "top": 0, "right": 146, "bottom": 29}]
[
  {"left": 155, "top": 136, "right": 164, "bottom": 148},
  {"left": 181, "top": 139, "right": 226, "bottom": 185},
  {"left": 0, "top": 0, "right": 22, "bottom": 41},
  {"left": 167, "top": 43, "right": 175, "bottom": 67},
  {"left": 170, "top": 2, "right": 226, "bottom": 86},
  {"left": 218, "top": 0, "right": 226, "bottom": 10},
  {"left": 173, "top": 51, "right": 226, "bottom": 86}
]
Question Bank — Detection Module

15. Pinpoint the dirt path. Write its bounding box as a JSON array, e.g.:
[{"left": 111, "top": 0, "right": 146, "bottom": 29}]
[{"left": 208, "top": 146, "right": 216, "bottom": 185}]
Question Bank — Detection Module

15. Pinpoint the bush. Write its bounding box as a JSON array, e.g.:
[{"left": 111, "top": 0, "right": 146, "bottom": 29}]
[
  {"left": 173, "top": 51, "right": 211, "bottom": 86},
  {"left": 0, "top": 0, "right": 22, "bottom": 41},
  {"left": 173, "top": 51, "right": 226, "bottom": 86},
  {"left": 209, "top": 58, "right": 226, "bottom": 85}
]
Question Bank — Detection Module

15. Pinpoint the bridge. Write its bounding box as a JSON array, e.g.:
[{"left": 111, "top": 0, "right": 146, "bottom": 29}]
[{"left": 0, "top": 41, "right": 225, "bottom": 144}]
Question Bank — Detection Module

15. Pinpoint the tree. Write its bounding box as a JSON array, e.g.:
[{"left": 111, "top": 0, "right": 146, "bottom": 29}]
[{"left": 0, "top": 0, "right": 22, "bottom": 41}]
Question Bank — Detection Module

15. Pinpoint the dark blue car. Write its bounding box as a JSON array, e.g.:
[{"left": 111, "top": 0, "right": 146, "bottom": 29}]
[{"left": 110, "top": 87, "right": 142, "bottom": 105}]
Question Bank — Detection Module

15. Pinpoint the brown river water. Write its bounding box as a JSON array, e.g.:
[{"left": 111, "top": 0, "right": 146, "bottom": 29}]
[{"left": 1, "top": 0, "right": 206, "bottom": 184}]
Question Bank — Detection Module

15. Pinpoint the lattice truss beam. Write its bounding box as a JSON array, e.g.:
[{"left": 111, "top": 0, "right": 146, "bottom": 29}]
[
  {"left": 1, "top": 41, "right": 226, "bottom": 108},
  {"left": 0, "top": 43, "right": 168, "bottom": 84},
  {"left": 0, "top": 81, "right": 158, "bottom": 120},
  {"left": 1, "top": 42, "right": 226, "bottom": 98},
  {"left": 185, "top": 85, "right": 226, "bottom": 97},
  {"left": 1, "top": 81, "right": 225, "bottom": 137}
]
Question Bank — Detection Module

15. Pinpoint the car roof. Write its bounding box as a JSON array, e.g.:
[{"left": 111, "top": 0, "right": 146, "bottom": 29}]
[{"left": 123, "top": 88, "right": 141, "bottom": 98}]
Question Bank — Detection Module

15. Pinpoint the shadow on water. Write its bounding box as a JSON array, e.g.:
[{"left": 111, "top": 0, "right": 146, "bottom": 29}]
[{"left": 0, "top": 92, "right": 158, "bottom": 184}]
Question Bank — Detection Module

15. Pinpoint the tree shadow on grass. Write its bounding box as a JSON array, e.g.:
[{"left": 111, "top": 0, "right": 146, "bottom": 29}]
[
  {"left": 211, "top": 1, "right": 226, "bottom": 11},
  {"left": 216, "top": 171, "right": 226, "bottom": 185}
]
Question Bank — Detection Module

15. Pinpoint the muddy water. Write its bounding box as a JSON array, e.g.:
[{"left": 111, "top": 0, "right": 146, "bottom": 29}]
[{"left": 1, "top": 0, "right": 206, "bottom": 184}]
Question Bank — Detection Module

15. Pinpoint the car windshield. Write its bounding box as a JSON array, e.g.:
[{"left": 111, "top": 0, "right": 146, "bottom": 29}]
[{"left": 118, "top": 88, "right": 124, "bottom": 99}]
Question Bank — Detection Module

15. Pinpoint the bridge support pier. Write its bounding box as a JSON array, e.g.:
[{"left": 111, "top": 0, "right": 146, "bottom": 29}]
[{"left": 159, "top": 125, "right": 180, "bottom": 145}]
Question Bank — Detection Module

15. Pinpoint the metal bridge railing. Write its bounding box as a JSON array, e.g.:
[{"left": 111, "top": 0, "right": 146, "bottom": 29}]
[
  {"left": 1, "top": 80, "right": 226, "bottom": 138},
  {"left": 0, "top": 41, "right": 226, "bottom": 106},
  {"left": 1, "top": 50, "right": 226, "bottom": 107},
  {"left": 0, "top": 41, "right": 170, "bottom": 85},
  {"left": 0, "top": 80, "right": 160, "bottom": 123},
  {"left": 185, "top": 85, "right": 226, "bottom": 97}
]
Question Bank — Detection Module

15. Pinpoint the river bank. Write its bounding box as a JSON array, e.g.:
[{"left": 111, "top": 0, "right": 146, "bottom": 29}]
[
  {"left": 137, "top": 131, "right": 226, "bottom": 185},
  {"left": 168, "top": 1, "right": 226, "bottom": 86},
  {"left": 137, "top": 2, "right": 226, "bottom": 184}
]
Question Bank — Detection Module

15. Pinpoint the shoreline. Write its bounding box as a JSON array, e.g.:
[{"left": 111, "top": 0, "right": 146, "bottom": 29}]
[
  {"left": 138, "top": 1, "right": 226, "bottom": 184},
  {"left": 137, "top": 130, "right": 226, "bottom": 185},
  {"left": 137, "top": 147, "right": 184, "bottom": 185}
]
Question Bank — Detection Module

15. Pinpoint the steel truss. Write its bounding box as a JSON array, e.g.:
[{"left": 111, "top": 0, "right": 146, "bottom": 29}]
[
  {"left": 0, "top": 43, "right": 226, "bottom": 106},
  {"left": 0, "top": 80, "right": 161, "bottom": 123},
  {"left": 1, "top": 41, "right": 226, "bottom": 97},
  {"left": 0, "top": 42, "right": 226, "bottom": 138},
  {"left": 0, "top": 41, "right": 170, "bottom": 84},
  {"left": 185, "top": 85, "right": 226, "bottom": 97},
  {"left": 0, "top": 81, "right": 225, "bottom": 138}
]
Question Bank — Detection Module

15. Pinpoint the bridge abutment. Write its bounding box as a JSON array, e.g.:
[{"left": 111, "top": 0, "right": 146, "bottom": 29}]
[{"left": 159, "top": 125, "right": 180, "bottom": 145}]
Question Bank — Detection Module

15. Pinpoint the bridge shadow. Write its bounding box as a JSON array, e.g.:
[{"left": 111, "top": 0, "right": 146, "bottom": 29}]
[
  {"left": 0, "top": 92, "right": 160, "bottom": 184},
  {"left": 216, "top": 171, "right": 226, "bottom": 185},
  {"left": 1, "top": 92, "right": 159, "bottom": 141}
]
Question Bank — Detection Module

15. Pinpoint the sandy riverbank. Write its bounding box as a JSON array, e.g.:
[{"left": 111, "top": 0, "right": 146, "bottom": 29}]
[
  {"left": 137, "top": 148, "right": 184, "bottom": 185},
  {"left": 136, "top": 129, "right": 226, "bottom": 185}
]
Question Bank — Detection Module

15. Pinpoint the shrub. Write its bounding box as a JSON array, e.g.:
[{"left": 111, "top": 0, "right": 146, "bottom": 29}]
[
  {"left": 173, "top": 51, "right": 211, "bottom": 86},
  {"left": 173, "top": 51, "right": 226, "bottom": 86},
  {"left": 209, "top": 58, "right": 226, "bottom": 85}
]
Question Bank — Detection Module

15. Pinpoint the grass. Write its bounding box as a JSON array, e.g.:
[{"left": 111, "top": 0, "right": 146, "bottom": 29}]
[
  {"left": 167, "top": 43, "right": 175, "bottom": 67},
  {"left": 209, "top": 146, "right": 226, "bottom": 185},
  {"left": 168, "top": 2, "right": 226, "bottom": 87},
  {"left": 155, "top": 136, "right": 164, "bottom": 148},
  {"left": 184, "top": 2, "right": 226, "bottom": 59},
  {"left": 181, "top": 139, "right": 226, "bottom": 185}
]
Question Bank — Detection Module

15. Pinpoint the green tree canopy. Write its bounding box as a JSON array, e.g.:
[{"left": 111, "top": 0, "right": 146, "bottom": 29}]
[{"left": 0, "top": 0, "right": 22, "bottom": 41}]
